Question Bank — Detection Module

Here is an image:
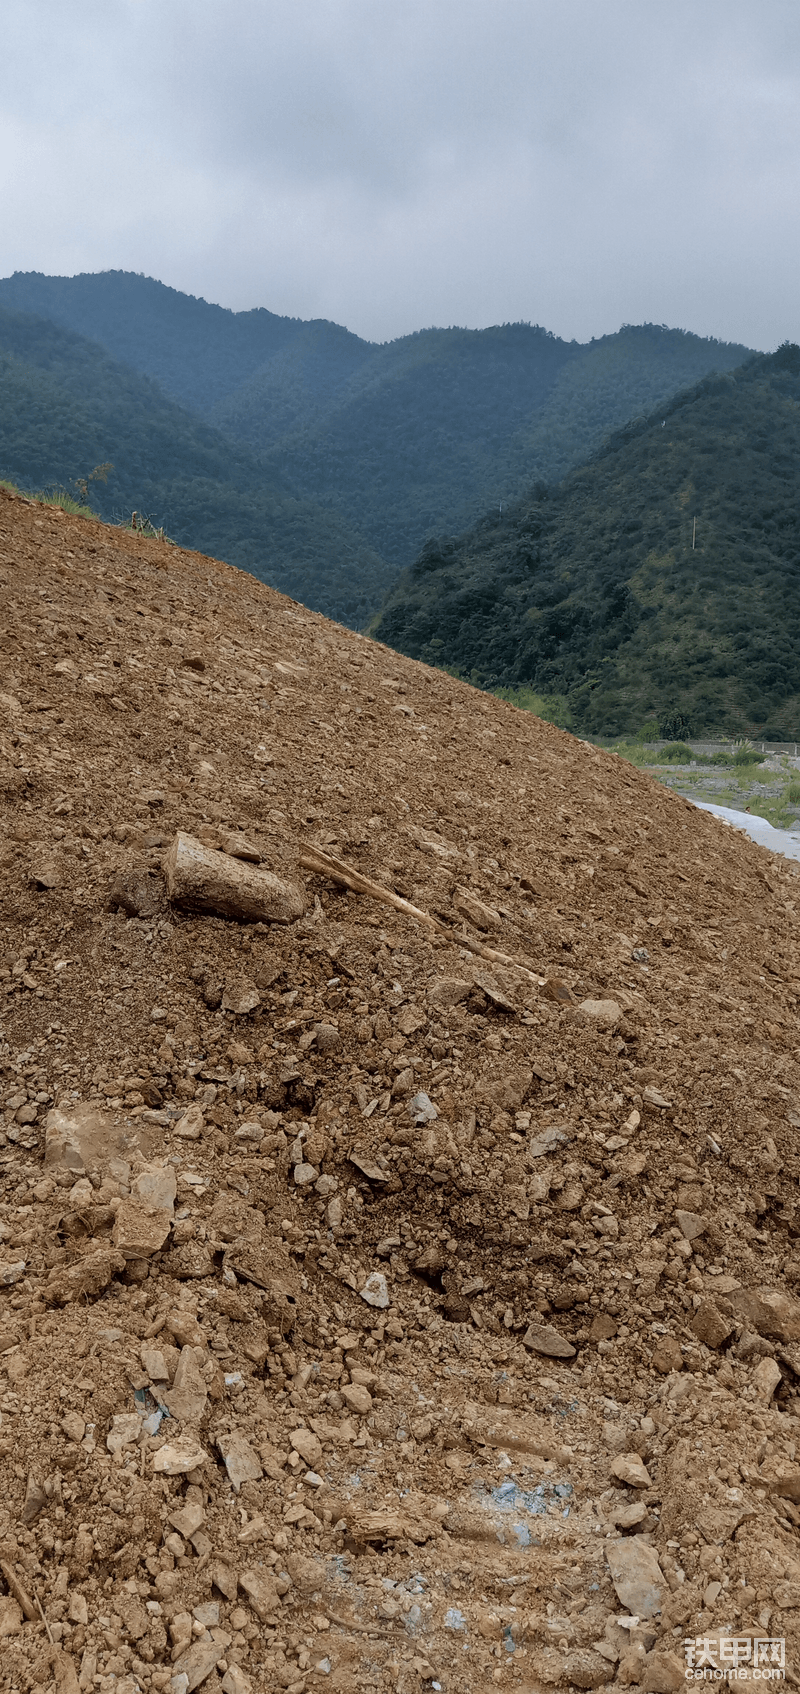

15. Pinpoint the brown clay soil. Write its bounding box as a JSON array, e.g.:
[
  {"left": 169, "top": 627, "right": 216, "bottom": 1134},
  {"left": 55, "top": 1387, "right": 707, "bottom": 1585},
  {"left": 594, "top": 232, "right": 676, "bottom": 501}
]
[{"left": 2, "top": 482, "right": 800, "bottom": 1694}]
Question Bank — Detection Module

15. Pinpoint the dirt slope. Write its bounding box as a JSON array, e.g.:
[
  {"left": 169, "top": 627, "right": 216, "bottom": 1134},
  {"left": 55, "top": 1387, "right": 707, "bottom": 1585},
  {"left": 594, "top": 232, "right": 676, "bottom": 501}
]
[{"left": 1, "top": 483, "right": 800, "bottom": 1694}]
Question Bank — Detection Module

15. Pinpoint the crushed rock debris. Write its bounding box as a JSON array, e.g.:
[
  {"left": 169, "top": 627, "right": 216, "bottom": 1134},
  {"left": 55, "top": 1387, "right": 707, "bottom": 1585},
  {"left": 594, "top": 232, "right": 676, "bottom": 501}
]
[{"left": 1, "top": 485, "right": 800, "bottom": 1690}]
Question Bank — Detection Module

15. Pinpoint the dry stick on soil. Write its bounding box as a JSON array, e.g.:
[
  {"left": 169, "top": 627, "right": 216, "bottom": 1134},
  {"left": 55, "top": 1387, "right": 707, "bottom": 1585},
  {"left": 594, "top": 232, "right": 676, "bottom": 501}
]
[
  {"left": 0, "top": 1558, "right": 37, "bottom": 1621},
  {"left": 34, "top": 1587, "right": 54, "bottom": 1644},
  {"left": 299, "top": 843, "right": 541, "bottom": 986}
]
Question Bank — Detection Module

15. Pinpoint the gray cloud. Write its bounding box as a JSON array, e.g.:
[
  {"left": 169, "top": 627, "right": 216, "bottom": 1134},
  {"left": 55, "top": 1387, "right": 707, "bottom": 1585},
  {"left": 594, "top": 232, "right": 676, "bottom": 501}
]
[{"left": 2, "top": 0, "right": 799, "bottom": 346}]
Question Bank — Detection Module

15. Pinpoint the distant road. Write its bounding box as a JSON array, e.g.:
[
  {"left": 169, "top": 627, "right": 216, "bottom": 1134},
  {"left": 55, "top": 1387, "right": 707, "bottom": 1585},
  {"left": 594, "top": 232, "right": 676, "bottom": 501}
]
[{"left": 693, "top": 799, "right": 800, "bottom": 864}]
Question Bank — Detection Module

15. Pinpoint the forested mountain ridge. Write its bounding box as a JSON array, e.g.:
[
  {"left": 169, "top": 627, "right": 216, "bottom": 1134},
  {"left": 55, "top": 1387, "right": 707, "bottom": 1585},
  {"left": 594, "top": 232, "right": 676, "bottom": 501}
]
[
  {"left": 0, "top": 269, "right": 312, "bottom": 415},
  {"left": 0, "top": 271, "right": 754, "bottom": 576},
  {"left": 372, "top": 345, "right": 800, "bottom": 740},
  {"left": 251, "top": 321, "right": 755, "bottom": 568},
  {"left": 0, "top": 306, "right": 394, "bottom": 627}
]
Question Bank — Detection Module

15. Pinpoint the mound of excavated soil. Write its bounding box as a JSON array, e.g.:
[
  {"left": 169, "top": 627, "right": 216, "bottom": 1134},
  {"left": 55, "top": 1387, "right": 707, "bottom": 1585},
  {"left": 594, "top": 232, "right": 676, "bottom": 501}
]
[{"left": 2, "top": 482, "right": 800, "bottom": 1694}]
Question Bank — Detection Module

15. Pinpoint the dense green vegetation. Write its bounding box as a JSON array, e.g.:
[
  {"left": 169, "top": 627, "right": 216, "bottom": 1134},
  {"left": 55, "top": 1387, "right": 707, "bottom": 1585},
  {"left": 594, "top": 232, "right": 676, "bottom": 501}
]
[
  {"left": 0, "top": 272, "right": 752, "bottom": 578},
  {"left": 373, "top": 346, "right": 800, "bottom": 739},
  {"left": 0, "top": 306, "right": 394, "bottom": 627},
  {"left": 253, "top": 322, "right": 754, "bottom": 568},
  {"left": 0, "top": 269, "right": 306, "bottom": 415}
]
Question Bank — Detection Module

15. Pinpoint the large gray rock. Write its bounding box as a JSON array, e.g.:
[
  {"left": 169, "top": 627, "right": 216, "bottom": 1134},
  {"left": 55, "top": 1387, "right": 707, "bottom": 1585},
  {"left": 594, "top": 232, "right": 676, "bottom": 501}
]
[
  {"left": 606, "top": 1536, "right": 664, "bottom": 1619},
  {"left": 165, "top": 832, "right": 304, "bottom": 924}
]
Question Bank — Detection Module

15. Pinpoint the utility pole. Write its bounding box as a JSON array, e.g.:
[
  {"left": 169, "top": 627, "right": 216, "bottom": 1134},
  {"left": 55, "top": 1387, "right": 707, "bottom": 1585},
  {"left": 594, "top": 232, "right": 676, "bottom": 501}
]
[{"left": 692, "top": 517, "right": 696, "bottom": 551}]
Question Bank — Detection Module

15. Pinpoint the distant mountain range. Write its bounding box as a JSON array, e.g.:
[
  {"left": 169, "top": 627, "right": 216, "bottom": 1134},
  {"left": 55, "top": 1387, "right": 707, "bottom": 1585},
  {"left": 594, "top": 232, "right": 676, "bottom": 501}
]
[
  {"left": 373, "top": 345, "right": 800, "bottom": 740},
  {"left": 0, "top": 304, "right": 392, "bottom": 628},
  {"left": 0, "top": 269, "right": 755, "bottom": 626}
]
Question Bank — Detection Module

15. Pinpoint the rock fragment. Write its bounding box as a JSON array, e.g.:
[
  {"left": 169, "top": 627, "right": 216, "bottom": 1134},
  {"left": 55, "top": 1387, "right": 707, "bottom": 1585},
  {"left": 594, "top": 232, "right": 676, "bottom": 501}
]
[
  {"left": 691, "top": 1301, "right": 734, "bottom": 1349},
  {"left": 359, "top": 1271, "right": 390, "bottom": 1309},
  {"left": 112, "top": 1197, "right": 172, "bottom": 1259},
  {"left": 453, "top": 886, "right": 501, "bottom": 930},
  {"left": 610, "top": 1452, "right": 651, "bottom": 1488},
  {"left": 675, "top": 1209, "right": 706, "bottom": 1241},
  {"left": 165, "top": 831, "right": 305, "bottom": 924},
  {"left": 522, "top": 1322, "right": 576, "bottom": 1359},
  {"left": 409, "top": 1091, "right": 438, "bottom": 1124},
  {"left": 222, "top": 979, "right": 261, "bottom": 1015},
  {"left": 44, "top": 1247, "right": 126, "bottom": 1305},
  {"left": 0, "top": 1596, "right": 22, "bottom": 1637},
  {"left": 216, "top": 1431, "right": 263, "bottom": 1492},
  {"left": 173, "top": 1103, "right": 204, "bottom": 1140},
  {"left": 606, "top": 1536, "right": 664, "bottom": 1618},
  {"left": 589, "top": 1313, "right": 617, "bottom": 1342},
  {"left": 753, "top": 1356, "right": 783, "bottom": 1402},
  {"left": 348, "top": 1152, "right": 388, "bottom": 1183},
  {"left": 290, "top": 1427, "right": 324, "bottom": 1468},
  {"left": 110, "top": 865, "right": 163, "bottom": 918},
  {"left": 729, "top": 1286, "right": 800, "bottom": 1343},
  {"left": 238, "top": 1567, "right": 282, "bottom": 1622},
  {"left": 563, "top": 1649, "right": 615, "bottom": 1689},
  {"left": 579, "top": 998, "right": 621, "bottom": 1027},
  {"left": 107, "top": 1413, "right": 143, "bottom": 1455},
  {"left": 427, "top": 976, "right": 472, "bottom": 1009},
  {"left": 170, "top": 1633, "right": 224, "bottom": 1692},
  {"left": 652, "top": 1336, "right": 684, "bottom": 1373},
  {"left": 340, "top": 1382, "right": 373, "bottom": 1415},
  {"left": 163, "top": 1347, "right": 208, "bottom": 1423},
  {"left": 21, "top": 1473, "right": 48, "bottom": 1524},
  {"left": 152, "top": 1439, "right": 208, "bottom": 1476},
  {"left": 221, "top": 1669, "right": 251, "bottom": 1694},
  {"left": 132, "top": 1164, "right": 177, "bottom": 1213},
  {"left": 541, "top": 977, "right": 575, "bottom": 1003}
]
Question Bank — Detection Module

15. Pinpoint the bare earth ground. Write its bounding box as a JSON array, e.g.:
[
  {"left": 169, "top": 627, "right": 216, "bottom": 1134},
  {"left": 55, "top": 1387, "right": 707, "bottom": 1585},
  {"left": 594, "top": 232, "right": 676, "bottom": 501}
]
[{"left": 3, "top": 484, "right": 800, "bottom": 1694}]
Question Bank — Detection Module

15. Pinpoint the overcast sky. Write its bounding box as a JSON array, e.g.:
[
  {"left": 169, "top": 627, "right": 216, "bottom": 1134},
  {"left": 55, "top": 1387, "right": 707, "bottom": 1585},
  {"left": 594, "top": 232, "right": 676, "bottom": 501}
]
[{"left": 2, "top": 1, "right": 799, "bottom": 348}]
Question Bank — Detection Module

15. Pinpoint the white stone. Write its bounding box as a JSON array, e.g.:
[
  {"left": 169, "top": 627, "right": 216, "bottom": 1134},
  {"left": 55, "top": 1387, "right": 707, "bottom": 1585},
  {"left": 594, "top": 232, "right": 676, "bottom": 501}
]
[
  {"left": 216, "top": 1431, "right": 262, "bottom": 1492},
  {"left": 359, "top": 1271, "right": 390, "bottom": 1310},
  {"left": 152, "top": 1438, "right": 208, "bottom": 1476},
  {"left": 107, "top": 1413, "right": 143, "bottom": 1455}
]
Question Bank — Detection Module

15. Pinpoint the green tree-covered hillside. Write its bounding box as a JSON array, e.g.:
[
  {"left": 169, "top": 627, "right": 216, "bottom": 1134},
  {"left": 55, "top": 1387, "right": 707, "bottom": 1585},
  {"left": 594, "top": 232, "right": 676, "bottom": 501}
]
[
  {"left": 0, "top": 272, "right": 753, "bottom": 577},
  {"left": 0, "top": 307, "right": 393, "bottom": 627},
  {"left": 373, "top": 346, "right": 800, "bottom": 740}
]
